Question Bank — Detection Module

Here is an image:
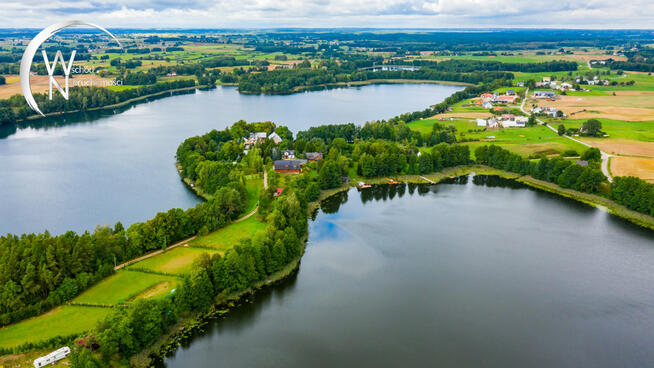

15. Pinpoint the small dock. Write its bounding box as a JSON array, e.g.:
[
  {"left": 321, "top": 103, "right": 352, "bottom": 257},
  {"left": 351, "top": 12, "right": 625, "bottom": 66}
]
[{"left": 420, "top": 176, "right": 435, "bottom": 184}]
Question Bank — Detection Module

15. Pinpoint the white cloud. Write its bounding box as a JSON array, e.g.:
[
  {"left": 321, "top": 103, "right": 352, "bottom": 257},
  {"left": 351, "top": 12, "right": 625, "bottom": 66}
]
[{"left": 0, "top": 0, "right": 653, "bottom": 28}]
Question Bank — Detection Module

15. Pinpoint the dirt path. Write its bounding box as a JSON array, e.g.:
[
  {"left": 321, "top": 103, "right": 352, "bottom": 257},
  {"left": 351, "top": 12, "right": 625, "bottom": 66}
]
[{"left": 521, "top": 88, "right": 613, "bottom": 182}]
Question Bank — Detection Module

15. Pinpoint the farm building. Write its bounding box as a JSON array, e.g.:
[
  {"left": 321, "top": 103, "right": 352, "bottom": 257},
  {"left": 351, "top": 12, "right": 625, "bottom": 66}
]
[
  {"left": 274, "top": 159, "right": 307, "bottom": 173},
  {"left": 34, "top": 347, "right": 70, "bottom": 367},
  {"left": 306, "top": 152, "right": 323, "bottom": 161}
]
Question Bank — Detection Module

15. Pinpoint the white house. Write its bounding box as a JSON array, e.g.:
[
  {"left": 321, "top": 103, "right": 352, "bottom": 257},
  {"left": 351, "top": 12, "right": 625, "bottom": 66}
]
[
  {"left": 476, "top": 118, "right": 488, "bottom": 127},
  {"left": 482, "top": 101, "right": 493, "bottom": 109},
  {"left": 34, "top": 347, "right": 70, "bottom": 368}
]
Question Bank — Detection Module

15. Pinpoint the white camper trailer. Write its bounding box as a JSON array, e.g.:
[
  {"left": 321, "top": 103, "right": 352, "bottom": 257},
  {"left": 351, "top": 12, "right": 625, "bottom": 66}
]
[{"left": 33, "top": 346, "right": 70, "bottom": 367}]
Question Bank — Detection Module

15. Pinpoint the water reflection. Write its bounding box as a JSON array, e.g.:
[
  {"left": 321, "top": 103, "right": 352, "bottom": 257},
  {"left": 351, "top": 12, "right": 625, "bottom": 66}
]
[{"left": 163, "top": 175, "right": 654, "bottom": 368}]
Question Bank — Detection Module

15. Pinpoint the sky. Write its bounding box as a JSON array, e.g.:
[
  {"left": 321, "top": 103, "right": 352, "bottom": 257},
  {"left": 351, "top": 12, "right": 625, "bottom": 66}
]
[{"left": 1, "top": 0, "right": 654, "bottom": 29}]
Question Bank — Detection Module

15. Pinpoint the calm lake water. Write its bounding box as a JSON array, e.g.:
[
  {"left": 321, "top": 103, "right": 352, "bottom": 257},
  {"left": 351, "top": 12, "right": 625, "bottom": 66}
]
[
  {"left": 164, "top": 176, "right": 654, "bottom": 368},
  {"left": 0, "top": 83, "right": 462, "bottom": 235}
]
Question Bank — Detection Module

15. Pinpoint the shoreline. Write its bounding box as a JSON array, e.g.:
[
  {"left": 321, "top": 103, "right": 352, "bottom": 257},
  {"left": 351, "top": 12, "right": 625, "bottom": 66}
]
[
  {"left": 1, "top": 79, "right": 466, "bottom": 130},
  {"left": 24, "top": 85, "right": 207, "bottom": 121},
  {"left": 237, "top": 78, "right": 474, "bottom": 95}
]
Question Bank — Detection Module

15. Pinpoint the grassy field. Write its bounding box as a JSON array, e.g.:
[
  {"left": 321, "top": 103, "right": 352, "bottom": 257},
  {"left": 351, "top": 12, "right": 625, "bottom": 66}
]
[
  {"left": 408, "top": 117, "right": 587, "bottom": 157},
  {"left": 245, "top": 175, "right": 264, "bottom": 213},
  {"left": 127, "top": 247, "right": 218, "bottom": 274},
  {"left": 0, "top": 306, "right": 111, "bottom": 349},
  {"left": 549, "top": 118, "right": 654, "bottom": 142},
  {"left": 73, "top": 270, "right": 179, "bottom": 305},
  {"left": 189, "top": 216, "right": 267, "bottom": 251}
]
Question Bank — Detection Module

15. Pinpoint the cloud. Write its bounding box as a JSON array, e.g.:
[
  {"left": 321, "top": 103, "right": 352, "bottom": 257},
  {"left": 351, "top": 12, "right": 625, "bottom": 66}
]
[{"left": 0, "top": 0, "right": 653, "bottom": 28}]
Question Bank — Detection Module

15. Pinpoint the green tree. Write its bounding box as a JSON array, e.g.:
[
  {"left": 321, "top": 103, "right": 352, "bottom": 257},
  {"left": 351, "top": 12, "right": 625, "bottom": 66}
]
[
  {"left": 581, "top": 147, "right": 601, "bottom": 162},
  {"left": 581, "top": 119, "right": 602, "bottom": 137},
  {"left": 70, "top": 348, "right": 102, "bottom": 368},
  {"left": 305, "top": 182, "right": 320, "bottom": 201},
  {"left": 318, "top": 160, "right": 341, "bottom": 189},
  {"left": 557, "top": 124, "right": 566, "bottom": 136}
]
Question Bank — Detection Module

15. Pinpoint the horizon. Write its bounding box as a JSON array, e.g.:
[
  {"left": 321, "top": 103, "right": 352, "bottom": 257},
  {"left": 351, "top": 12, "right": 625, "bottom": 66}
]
[{"left": 2, "top": 0, "right": 654, "bottom": 29}]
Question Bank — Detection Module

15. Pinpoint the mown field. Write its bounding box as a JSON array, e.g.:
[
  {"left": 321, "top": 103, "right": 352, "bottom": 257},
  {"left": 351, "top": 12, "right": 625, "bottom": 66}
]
[
  {"left": 127, "top": 246, "right": 219, "bottom": 274},
  {"left": 189, "top": 216, "right": 267, "bottom": 251},
  {"left": 73, "top": 270, "right": 179, "bottom": 305},
  {"left": 0, "top": 306, "right": 111, "bottom": 350}
]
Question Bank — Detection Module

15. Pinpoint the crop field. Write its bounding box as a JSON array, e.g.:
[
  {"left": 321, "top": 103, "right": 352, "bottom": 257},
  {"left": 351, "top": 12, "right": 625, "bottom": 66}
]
[
  {"left": 533, "top": 93, "right": 654, "bottom": 122},
  {"left": 611, "top": 156, "right": 654, "bottom": 182},
  {"left": 189, "top": 216, "right": 267, "bottom": 251},
  {"left": 0, "top": 306, "right": 111, "bottom": 349},
  {"left": 578, "top": 137, "right": 654, "bottom": 157},
  {"left": 73, "top": 270, "right": 179, "bottom": 305},
  {"left": 127, "top": 246, "right": 218, "bottom": 275}
]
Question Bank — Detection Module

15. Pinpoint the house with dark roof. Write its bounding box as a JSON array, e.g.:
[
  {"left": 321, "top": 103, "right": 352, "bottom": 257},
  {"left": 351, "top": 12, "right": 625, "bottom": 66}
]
[
  {"left": 305, "top": 152, "right": 323, "bottom": 161},
  {"left": 273, "top": 159, "right": 307, "bottom": 173}
]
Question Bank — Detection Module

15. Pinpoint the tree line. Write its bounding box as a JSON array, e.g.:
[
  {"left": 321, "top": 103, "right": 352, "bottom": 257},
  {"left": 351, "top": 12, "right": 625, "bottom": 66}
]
[
  {"left": 0, "top": 79, "right": 196, "bottom": 127},
  {"left": 428, "top": 59, "right": 578, "bottom": 73}
]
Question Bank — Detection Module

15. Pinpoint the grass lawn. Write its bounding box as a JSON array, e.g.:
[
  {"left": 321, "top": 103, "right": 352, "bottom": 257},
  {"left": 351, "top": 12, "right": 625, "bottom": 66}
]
[
  {"left": 73, "top": 270, "right": 178, "bottom": 305},
  {"left": 0, "top": 306, "right": 111, "bottom": 349},
  {"left": 551, "top": 118, "right": 654, "bottom": 142},
  {"left": 189, "top": 216, "right": 267, "bottom": 252},
  {"left": 128, "top": 247, "right": 217, "bottom": 275},
  {"left": 245, "top": 175, "right": 263, "bottom": 213}
]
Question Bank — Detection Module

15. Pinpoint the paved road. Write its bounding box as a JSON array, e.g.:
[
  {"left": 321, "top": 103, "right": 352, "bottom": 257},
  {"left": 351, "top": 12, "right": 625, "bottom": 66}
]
[{"left": 520, "top": 88, "right": 613, "bottom": 182}]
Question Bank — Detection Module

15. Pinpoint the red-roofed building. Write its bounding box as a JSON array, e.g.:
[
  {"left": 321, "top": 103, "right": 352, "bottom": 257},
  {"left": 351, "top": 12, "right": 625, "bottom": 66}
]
[{"left": 275, "top": 187, "right": 284, "bottom": 197}]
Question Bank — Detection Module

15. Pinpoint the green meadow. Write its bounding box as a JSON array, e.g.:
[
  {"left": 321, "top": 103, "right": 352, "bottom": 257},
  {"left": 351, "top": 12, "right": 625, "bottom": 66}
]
[
  {"left": 189, "top": 216, "right": 267, "bottom": 252},
  {"left": 73, "top": 270, "right": 179, "bottom": 305},
  {"left": 127, "top": 247, "right": 218, "bottom": 275},
  {"left": 0, "top": 306, "right": 111, "bottom": 349}
]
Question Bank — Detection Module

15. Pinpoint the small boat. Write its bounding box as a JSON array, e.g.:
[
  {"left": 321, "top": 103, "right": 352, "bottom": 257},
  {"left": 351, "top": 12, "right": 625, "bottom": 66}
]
[
  {"left": 386, "top": 178, "right": 399, "bottom": 185},
  {"left": 357, "top": 181, "right": 371, "bottom": 189}
]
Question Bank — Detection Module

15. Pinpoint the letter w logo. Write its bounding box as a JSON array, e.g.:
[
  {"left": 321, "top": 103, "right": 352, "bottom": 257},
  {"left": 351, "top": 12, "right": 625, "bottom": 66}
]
[{"left": 42, "top": 50, "right": 76, "bottom": 100}]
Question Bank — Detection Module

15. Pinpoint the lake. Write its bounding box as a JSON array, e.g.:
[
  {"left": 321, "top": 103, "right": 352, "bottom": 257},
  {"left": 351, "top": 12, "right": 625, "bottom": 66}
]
[
  {"left": 0, "top": 83, "right": 462, "bottom": 235},
  {"left": 163, "top": 176, "right": 654, "bottom": 368}
]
